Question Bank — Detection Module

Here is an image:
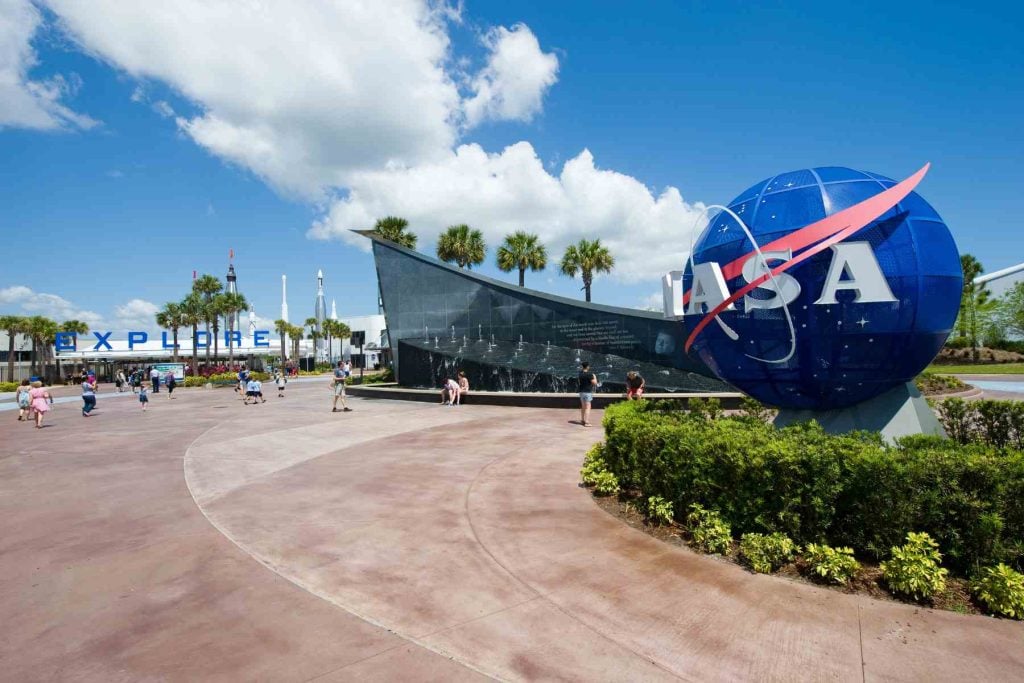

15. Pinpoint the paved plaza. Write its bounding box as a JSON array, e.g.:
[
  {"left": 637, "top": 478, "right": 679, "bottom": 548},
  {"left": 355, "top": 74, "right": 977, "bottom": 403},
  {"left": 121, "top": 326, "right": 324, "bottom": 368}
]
[{"left": 1, "top": 381, "right": 1023, "bottom": 681}]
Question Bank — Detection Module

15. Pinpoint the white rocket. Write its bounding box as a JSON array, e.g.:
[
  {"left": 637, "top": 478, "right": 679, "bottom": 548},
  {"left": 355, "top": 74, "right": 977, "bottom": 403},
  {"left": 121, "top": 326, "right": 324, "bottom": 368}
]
[
  {"left": 331, "top": 299, "right": 338, "bottom": 321},
  {"left": 281, "top": 274, "right": 289, "bottom": 323}
]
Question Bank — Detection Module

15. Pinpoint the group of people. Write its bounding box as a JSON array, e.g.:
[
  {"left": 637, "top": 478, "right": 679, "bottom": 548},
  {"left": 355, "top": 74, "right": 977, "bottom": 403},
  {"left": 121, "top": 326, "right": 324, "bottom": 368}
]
[
  {"left": 576, "top": 364, "right": 646, "bottom": 427},
  {"left": 15, "top": 380, "right": 54, "bottom": 428},
  {"left": 439, "top": 371, "right": 470, "bottom": 406}
]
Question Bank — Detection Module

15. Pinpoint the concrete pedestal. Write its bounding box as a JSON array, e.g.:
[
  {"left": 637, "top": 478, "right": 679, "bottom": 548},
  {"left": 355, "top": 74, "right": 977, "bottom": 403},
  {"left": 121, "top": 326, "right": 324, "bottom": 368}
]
[{"left": 773, "top": 382, "right": 944, "bottom": 443}]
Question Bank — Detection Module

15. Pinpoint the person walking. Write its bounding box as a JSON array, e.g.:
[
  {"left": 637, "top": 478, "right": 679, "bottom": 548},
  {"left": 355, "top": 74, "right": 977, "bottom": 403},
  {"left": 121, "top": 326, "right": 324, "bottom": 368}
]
[
  {"left": 139, "top": 384, "right": 149, "bottom": 411},
  {"left": 16, "top": 379, "right": 32, "bottom": 422},
  {"left": 578, "top": 362, "right": 598, "bottom": 427},
  {"left": 165, "top": 370, "right": 177, "bottom": 398},
  {"left": 236, "top": 366, "right": 249, "bottom": 400},
  {"left": 275, "top": 371, "right": 286, "bottom": 397},
  {"left": 149, "top": 366, "right": 160, "bottom": 393},
  {"left": 29, "top": 381, "right": 53, "bottom": 429},
  {"left": 81, "top": 374, "right": 97, "bottom": 417},
  {"left": 115, "top": 369, "right": 125, "bottom": 393},
  {"left": 332, "top": 360, "right": 352, "bottom": 412}
]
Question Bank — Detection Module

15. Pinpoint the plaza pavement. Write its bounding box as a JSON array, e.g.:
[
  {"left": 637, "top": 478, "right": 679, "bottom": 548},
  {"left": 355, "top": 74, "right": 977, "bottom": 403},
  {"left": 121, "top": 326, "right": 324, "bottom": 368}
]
[{"left": 1, "top": 381, "right": 1022, "bottom": 681}]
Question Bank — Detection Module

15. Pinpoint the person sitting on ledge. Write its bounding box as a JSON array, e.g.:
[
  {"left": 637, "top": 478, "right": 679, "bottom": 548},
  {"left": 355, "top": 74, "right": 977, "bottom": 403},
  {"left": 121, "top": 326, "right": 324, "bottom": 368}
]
[
  {"left": 456, "top": 371, "right": 469, "bottom": 405},
  {"left": 625, "top": 370, "right": 645, "bottom": 400}
]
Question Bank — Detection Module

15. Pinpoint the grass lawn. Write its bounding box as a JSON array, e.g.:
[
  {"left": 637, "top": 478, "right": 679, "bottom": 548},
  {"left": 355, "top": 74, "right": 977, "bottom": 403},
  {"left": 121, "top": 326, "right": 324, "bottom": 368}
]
[{"left": 928, "top": 363, "right": 1024, "bottom": 375}]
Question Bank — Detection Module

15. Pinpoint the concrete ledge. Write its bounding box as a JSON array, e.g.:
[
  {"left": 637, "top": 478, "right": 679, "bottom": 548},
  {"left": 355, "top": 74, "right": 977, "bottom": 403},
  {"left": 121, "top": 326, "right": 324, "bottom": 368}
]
[{"left": 346, "top": 383, "right": 745, "bottom": 409}]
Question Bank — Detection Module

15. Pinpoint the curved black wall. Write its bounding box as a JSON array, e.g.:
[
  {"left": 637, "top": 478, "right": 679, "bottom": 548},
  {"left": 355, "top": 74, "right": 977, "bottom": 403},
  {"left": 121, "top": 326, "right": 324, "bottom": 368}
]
[{"left": 368, "top": 235, "right": 728, "bottom": 393}]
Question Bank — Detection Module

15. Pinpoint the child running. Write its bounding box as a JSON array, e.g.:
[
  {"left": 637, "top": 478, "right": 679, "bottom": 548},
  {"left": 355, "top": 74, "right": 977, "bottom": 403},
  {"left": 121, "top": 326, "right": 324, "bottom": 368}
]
[
  {"left": 139, "top": 384, "right": 149, "bottom": 411},
  {"left": 275, "top": 371, "right": 286, "bottom": 397}
]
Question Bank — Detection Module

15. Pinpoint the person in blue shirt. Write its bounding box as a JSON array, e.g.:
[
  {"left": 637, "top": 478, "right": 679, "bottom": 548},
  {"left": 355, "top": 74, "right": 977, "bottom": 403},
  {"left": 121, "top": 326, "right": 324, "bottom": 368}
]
[
  {"left": 81, "top": 375, "right": 97, "bottom": 417},
  {"left": 236, "top": 366, "right": 249, "bottom": 399},
  {"left": 139, "top": 385, "right": 149, "bottom": 411}
]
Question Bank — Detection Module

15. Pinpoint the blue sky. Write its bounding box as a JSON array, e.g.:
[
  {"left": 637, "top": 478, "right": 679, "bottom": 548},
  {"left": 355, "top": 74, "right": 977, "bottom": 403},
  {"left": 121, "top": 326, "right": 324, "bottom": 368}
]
[{"left": 1, "top": 0, "right": 1021, "bottom": 332}]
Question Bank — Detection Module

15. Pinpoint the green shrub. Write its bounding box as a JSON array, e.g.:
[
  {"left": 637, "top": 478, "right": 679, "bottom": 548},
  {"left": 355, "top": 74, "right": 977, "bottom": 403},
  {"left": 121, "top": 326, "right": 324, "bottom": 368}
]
[
  {"left": 936, "top": 397, "right": 1024, "bottom": 449},
  {"left": 804, "top": 543, "right": 860, "bottom": 585},
  {"left": 687, "top": 396, "right": 722, "bottom": 420},
  {"left": 738, "top": 396, "right": 775, "bottom": 422},
  {"left": 972, "top": 563, "right": 1024, "bottom": 619},
  {"left": 881, "top": 532, "right": 949, "bottom": 600},
  {"left": 591, "top": 470, "right": 620, "bottom": 497},
  {"left": 580, "top": 444, "right": 608, "bottom": 486},
  {"left": 936, "top": 397, "right": 973, "bottom": 444},
  {"left": 0, "top": 381, "right": 19, "bottom": 392},
  {"left": 686, "top": 504, "right": 732, "bottom": 555},
  {"left": 646, "top": 496, "right": 674, "bottom": 526},
  {"left": 599, "top": 400, "right": 1024, "bottom": 572},
  {"left": 914, "top": 371, "right": 966, "bottom": 395},
  {"left": 739, "top": 532, "right": 798, "bottom": 574}
]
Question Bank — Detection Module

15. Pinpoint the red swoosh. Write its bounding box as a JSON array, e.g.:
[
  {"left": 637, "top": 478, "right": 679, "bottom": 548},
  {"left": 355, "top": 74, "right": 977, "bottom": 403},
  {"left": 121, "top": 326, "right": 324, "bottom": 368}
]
[{"left": 683, "top": 163, "right": 929, "bottom": 353}]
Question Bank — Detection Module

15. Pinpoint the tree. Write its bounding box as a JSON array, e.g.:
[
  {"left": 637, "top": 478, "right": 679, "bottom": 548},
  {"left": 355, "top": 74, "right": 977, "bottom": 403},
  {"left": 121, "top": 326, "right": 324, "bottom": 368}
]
[
  {"left": 437, "top": 224, "right": 486, "bottom": 269},
  {"left": 497, "top": 231, "right": 547, "bottom": 287},
  {"left": 192, "top": 274, "right": 223, "bottom": 367},
  {"left": 25, "top": 316, "right": 57, "bottom": 378},
  {"left": 0, "top": 315, "right": 27, "bottom": 382},
  {"left": 305, "top": 317, "right": 321, "bottom": 361},
  {"left": 219, "top": 292, "right": 248, "bottom": 370},
  {"left": 59, "top": 319, "right": 89, "bottom": 380},
  {"left": 996, "top": 281, "right": 1024, "bottom": 340},
  {"left": 560, "top": 239, "right": 615, "bottom": 303},
  {"left": 957, "top": 254, "right": 991, "bottom": 361},
  {"left": 179, "top": 293, "right": 204, "bottom": 377},
  {"left": 322, "top": 319, "right": 351, "bottom": 365},
  {"left": 274, "top": 319, "right": 289, "bottom": 371},
  {"left": 155, "top": 302, "right": 184, "bottom": 362},
  {"left": 288, "top": 323, "right": 304, "bottom": 361},
  {"left": 371, "top": 216, "right": 417, "bottom": 249}
]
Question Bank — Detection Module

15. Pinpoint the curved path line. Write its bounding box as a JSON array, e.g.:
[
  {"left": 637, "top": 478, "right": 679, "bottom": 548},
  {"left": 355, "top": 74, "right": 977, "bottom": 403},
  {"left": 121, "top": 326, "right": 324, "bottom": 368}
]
[{"left": 182, "top": 395, "right": 1024, "bottom": 682}]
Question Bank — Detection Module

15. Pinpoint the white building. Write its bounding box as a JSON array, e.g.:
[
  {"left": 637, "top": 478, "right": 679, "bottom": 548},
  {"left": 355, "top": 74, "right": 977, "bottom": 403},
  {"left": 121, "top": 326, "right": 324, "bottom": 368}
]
[{"left": 329, "top": 313, "right": 387, "bottom": 368}]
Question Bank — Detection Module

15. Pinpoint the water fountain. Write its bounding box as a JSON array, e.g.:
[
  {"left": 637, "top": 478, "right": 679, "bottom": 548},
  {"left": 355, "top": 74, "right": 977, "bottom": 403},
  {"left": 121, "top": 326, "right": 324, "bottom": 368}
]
[{"left": 478, "top": 324, "right": 483, "bottom": 342}]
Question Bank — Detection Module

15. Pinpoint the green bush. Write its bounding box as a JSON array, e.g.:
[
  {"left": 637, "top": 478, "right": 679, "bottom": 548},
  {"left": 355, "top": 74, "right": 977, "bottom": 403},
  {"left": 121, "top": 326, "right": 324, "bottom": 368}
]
[
  {"left": 600, "top": 400, "right": 1024, "bottom": 572},
  {"left": 972, "top": 563, "right": 1024, "bottom": 619},
  {"left": 881, "top": 532, "right": 949, "bottom": 600},
  {"left": 804, "top": 543, "right": 860, "bottom": 585},
  {"left": 739, "top": 532, "right": 798, "bottom": 574},
  {"left": 936, "top": 397, "right": 1024, "bottom": 449},
  {"left": 738, "top": 396, "right": 776, "bottom": 422},
  {"left": 0, "top": 381, "right": 19, "bottom": 392},
  {"left": 914, "top": 371, "right": 966, "bottom": 395},
  {"left": 686, "top": 504, "right": 732, "bottom": 555},
  {"left": 646, "top": 496, "right": 674, "bottom": 526},
  {"left": 591, "top": 470, "right": 620, "bottom": 497},
  {"left": 580, "top": 444, "right": 608, "bottom": 486}
]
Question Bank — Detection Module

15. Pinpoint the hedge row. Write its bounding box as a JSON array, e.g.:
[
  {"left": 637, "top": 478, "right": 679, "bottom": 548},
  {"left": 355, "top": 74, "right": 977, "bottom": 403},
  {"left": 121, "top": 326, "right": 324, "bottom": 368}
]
[{"left": 601, "top": 400, "right": 1024, "bottom": 573}]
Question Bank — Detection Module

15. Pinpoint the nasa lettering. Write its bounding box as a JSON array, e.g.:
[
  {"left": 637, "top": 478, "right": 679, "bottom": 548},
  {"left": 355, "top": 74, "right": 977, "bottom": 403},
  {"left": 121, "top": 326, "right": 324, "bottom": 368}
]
[{"left": 678, "top": 164, "right": 961, "bottom": 410}]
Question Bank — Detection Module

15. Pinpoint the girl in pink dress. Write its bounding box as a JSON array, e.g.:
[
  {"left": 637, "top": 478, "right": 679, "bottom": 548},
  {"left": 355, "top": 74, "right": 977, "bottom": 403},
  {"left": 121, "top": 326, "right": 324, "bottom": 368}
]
[{"left": 29, "top": 381, "right": 52, "bottom": 429}]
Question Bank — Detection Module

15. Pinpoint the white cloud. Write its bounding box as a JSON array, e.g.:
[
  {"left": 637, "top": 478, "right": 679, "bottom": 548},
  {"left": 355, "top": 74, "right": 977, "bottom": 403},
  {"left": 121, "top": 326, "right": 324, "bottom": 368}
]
[
  {"left": 113, "top": 298, "right": 159, "bottom": 330},
  {"left": 0, "top": 0, "right": 98, "bottom": 130},
  {"left": 152, "top": 99, "right": 174, "bottom": 118},
  {"left": 309, "top": 143, "right": 707, "bottom": 282},
  {"left": 463, "top": 24, "right": 558, "bottom": 128},
  {"left": 46, "top": 0, "right": 461, "bottom": 198},
  {"left": 0, "top": 285, "right": 104, "bottom": 327}
]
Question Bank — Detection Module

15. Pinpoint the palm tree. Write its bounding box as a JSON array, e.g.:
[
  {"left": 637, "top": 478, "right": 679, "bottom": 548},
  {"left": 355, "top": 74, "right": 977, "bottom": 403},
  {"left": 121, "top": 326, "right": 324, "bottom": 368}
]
[
  {"left": 560, "top": 239, "right": 615, "bottom": 303},
  {"left": 437, "top": 224, "right": 486, "bottom": 269},
  {"left": 288, "top": 323, "right": 304, "bottom": 361},
  {"left": 219, "top": 292, "right": 248, "bottom": 370},
  {"left": 305, "top": 317, "right": 321, "bottom": 361},
  {"left": 497, "top": 231, "right": 547, "bottom": 287},
  {"left": 274, "top": 319, "right": 290, "bottom": 371},
  {"left": 155, "top": 302, "right": 184, "bottom": 362},
  {"left": 0, "top": 315, "right": 27, "bottom": 382},
  {"left": 59, "top": 319, "right": 89, "bottom": 381},
  {"left": 322, "top": 319, "right": 351, "bottom": 365},
  {"left": 179, "top": 293, "right": 204, "bottom": 376},
  {"left": 25, "top": 316, "right": 57, "bottom": 378},
  {"left": 371, "top": 216, "right": 417, "bottom": 249},
  {"left": 192, "top": 274, "right": 223, "bottom": 367}
]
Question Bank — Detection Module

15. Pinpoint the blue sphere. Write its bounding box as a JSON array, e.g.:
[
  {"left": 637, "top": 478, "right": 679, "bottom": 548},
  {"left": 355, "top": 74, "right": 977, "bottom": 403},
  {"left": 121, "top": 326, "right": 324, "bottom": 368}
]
[{"left": 685, "top": 166, "right": 962, "bottom": 410}]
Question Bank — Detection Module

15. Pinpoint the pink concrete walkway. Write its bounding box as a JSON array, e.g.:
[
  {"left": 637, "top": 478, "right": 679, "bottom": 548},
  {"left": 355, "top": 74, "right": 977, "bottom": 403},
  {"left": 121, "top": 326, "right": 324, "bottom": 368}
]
[{"left": 1, "top": 383, "right": 1022, "bottom": 681}]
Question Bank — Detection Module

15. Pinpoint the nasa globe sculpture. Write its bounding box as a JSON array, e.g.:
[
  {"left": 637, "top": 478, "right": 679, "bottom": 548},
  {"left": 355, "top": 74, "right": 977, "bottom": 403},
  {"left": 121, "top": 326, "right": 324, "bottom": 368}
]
[{"left": 682, "top": 164, "right": 961, "bottom": 411}]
